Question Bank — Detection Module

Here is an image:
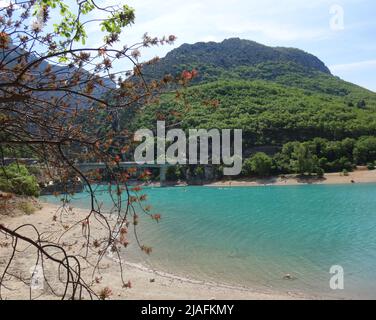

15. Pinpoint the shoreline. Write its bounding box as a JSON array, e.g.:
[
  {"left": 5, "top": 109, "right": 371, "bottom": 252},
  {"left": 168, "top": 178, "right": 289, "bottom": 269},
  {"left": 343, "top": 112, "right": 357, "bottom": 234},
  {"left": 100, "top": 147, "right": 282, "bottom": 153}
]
[
  {"left": 3, "top": 172, "right": 374, "bottom": 299},
  {"left": 73, "top": 168, "right": 376, "bottom": 189},
  {"left": 0, "top": 202, "right": 310, "bottom": 300},
  {"left": 0, "top": 202, "right": 308, "bottom": 300},
  {"left": 205, "top": 169, "right": 376, "bottom": 188}
]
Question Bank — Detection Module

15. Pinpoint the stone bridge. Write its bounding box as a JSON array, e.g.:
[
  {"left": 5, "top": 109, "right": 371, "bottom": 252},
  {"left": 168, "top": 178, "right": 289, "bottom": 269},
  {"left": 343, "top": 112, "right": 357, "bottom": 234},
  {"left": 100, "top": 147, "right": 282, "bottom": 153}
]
[{"left": 76, "top": 162, "right": 172, "bottom": 186}]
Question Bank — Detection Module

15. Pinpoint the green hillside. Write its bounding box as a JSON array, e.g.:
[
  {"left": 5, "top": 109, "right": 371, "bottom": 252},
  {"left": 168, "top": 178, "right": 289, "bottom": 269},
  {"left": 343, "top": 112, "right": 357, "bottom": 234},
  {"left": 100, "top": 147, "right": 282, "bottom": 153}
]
[
  {"left": 119, "top": 38, "right": 376, "bottom": 175},
  {"left": 143, "top": 38, "right": 331, "bottom": 81},
  {"left": 131, "top": 38, "right": 376, "bottom": 142},
  {"left": 133, "top": 80, "right": 376, "bottom": 147}
]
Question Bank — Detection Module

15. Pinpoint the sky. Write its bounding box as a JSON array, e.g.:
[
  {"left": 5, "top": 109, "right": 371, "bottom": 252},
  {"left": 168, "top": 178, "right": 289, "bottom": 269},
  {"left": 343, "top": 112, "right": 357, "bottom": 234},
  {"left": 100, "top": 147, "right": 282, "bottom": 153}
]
[
  {"left": 121, "top": 0, "right": 376, "bottom": 91},
  {"left": 123, "top": 0, "right": 376, "bottom": 92},
  {"left": 4, "top": 0, "right": 375, "bottom": 91}
]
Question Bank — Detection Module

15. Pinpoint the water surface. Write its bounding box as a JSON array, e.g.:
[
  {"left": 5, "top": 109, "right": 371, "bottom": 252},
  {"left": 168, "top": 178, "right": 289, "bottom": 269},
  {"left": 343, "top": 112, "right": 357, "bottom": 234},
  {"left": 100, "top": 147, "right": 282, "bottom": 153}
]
[{"left": 44, "top": 183, "right": 376, "bottom": 299}]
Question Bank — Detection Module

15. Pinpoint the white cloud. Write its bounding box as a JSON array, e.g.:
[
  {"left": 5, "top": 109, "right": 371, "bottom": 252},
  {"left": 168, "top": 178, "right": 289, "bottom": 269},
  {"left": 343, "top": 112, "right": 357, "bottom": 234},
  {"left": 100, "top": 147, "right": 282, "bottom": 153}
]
[
  {"left": 218, "top": 20, "right": 328, "bottom": 42},
  {"left": 85, "top": 0, "right": 335, "bottom": 44},
  {"left": 0, "top": 0, "right": 9, "bottom": 7},
  {"left": 0, "top": 0, "right": 18, "bottom": 8},
  {"left": 330, "top": 59, "right": 376, "bottom": 72}
]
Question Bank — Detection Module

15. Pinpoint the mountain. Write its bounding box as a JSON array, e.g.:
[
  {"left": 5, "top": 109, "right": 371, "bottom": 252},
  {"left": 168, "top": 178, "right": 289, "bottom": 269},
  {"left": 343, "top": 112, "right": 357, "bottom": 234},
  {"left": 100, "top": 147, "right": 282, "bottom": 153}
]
[
  {"left": 0, "top": 45, "right": 115, "bottom": 105},
  {"left": 143, "top": 38, "right": 376, "bottom": 97},
  {"left": 129, "top": 38, "right": 376, "bottom": 148},
  {"left": 144, "top": 38, "right": 331, "bottom": 80}
]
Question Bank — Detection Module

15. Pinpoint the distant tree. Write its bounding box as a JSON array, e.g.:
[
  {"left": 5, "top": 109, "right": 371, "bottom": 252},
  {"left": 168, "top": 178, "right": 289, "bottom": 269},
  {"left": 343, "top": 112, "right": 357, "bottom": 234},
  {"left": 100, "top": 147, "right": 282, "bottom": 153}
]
[
  {"left": 194, "top": 165, "right": 205, "bottom": 179},
  {"left": 214, "top": 165, "right": 224, "bottom": 179},
  {"left": 243, "top": 152, "right": 273, "bottom": 177},
  {"left": 357, "top": 99, "right": 367, "bottom": 109},
  {"left": 272, "top": 141, "right": 299, "bottom": 173},
  {"left": 290, "top": 144, "right": 319, "bottom": 175},
  {"left": 166, "top": 165, "right": 183, "bottom": 181},
  {"left": 341, "top": 138, "right": 356, "bottom": 160},
  {"left": 318, "top": 157, "right": 328, "bottom": 170},
  {"left": 367, "top": 163, "right": 375, "bottom": 171},
  {"left": 316, "top": 167, "right": 324, "bottom": 178},
  {"left": 354, "top": 136, "right": 376, "bottom": 164},
  {"left": 306, "top": 137, "right": 328, "bottom": 157},
  {"left": 0, "top": 164, "right": 40, "bottom": 196},
  {"left": 338, "top": 156, "right": 354, "bottom": 171}
]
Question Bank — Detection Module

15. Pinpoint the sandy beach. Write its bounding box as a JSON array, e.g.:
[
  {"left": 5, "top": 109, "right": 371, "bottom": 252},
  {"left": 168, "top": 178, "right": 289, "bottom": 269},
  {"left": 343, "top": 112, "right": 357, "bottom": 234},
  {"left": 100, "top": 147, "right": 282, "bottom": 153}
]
[
  {"left": 0, "top": 202, "right": 305, "bottom": 300},
  {"left": 206, "top": 168, "right": 376, "bottom": 187}
]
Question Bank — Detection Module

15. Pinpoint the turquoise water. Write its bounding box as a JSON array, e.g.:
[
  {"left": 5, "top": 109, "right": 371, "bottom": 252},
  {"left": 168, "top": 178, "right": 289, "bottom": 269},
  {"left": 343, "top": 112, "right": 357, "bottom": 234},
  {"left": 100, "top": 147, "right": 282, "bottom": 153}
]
[{"left": 44, "top": 183, "right": 376, "bottom": 299}]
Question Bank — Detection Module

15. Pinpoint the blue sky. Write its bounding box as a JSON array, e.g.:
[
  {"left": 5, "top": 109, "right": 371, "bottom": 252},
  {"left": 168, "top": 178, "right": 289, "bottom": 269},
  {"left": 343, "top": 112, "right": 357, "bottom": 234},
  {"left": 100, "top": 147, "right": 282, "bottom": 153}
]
[
  {"left": 5, "top": 0, "right": 374, "bottom": 91},
  {"left": 118, "top": 0, "right": 376, "bottom": 92}
]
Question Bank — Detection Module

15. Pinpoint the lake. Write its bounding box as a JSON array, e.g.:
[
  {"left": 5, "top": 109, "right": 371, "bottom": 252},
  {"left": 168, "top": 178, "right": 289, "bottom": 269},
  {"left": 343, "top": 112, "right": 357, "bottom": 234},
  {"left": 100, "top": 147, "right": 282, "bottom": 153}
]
[{"left": 43, "top": 183, "right": 376, "bottom": 299}]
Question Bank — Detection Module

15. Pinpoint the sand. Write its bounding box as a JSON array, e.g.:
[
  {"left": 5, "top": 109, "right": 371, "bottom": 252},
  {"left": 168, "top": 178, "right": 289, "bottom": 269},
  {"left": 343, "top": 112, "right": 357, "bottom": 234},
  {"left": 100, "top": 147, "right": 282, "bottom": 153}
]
[
  {"left": 206, "top": 168, "right": 376, "bottom": 187},
  {"left": 0, "top": 202, "right": 307, "bottom": 300}
]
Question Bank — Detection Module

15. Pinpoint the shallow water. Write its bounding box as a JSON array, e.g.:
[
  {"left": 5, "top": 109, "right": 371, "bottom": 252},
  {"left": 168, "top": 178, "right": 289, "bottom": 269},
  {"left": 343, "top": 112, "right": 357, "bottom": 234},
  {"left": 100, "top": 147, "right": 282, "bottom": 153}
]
[{"left": 44, "top": 183, "right": 376, "bottom": 299}]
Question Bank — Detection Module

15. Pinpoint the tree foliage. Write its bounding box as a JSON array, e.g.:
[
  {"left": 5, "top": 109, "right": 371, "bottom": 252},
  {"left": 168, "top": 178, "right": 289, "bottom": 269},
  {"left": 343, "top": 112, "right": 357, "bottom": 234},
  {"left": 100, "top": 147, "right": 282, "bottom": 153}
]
[
  {"left": 242, "top": 152, "right": 273, "bottom": 177},
  {"left": 0, "top": 0, "right": 180, "bottom": 300},
  {"left": 272, "top": 136, "right": 376, "bottom": 175},
  {"left": 129, "top": 80, "right": 376, "bottom": 149},
  {"left": 0, "top": 163, "right": 40, "bottom": 196},
  {"left": 354, "top": 136, "right": 376, "bottom": 164}
]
